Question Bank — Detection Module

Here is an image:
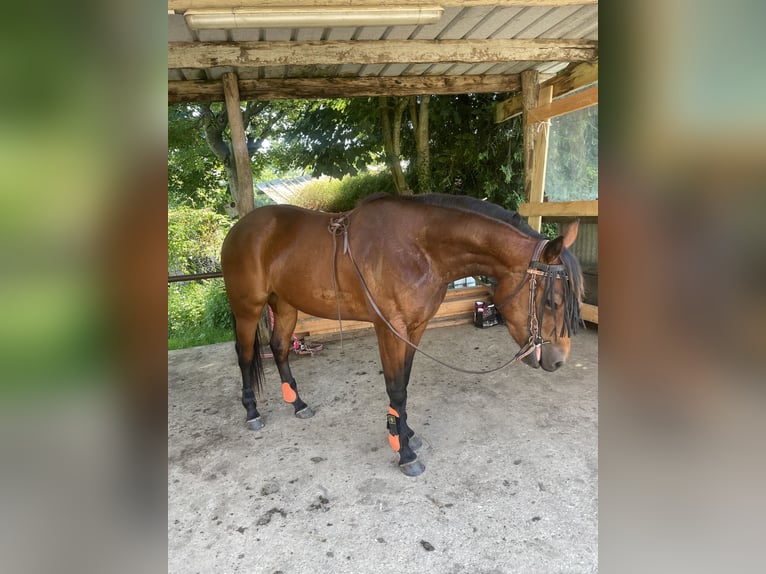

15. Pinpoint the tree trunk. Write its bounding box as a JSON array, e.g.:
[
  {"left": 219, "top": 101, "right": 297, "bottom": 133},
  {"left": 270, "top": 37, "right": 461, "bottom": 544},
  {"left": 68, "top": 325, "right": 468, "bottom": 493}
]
[
  {"left": 379, "top": 96, "right": 408, "bottom": 193},
  {"left": 225, "top": 163, "right": 239, "bottom": 208},
  {"left": 201, "top": 104, "right": 241, "bottom": 210}
]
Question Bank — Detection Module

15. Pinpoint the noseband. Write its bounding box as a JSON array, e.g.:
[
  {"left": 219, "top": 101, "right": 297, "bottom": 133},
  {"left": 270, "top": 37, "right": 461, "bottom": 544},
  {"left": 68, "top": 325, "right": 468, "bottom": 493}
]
[{"left": 496, "top": 239, "right": 580, "bottom": 363}]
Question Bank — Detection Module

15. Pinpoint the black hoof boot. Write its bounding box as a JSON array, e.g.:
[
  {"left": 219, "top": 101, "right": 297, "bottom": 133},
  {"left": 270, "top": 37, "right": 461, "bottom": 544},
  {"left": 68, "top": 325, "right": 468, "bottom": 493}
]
[
  {"left": 245, "top": 417, "right": 264, "bottom": 431},
  {"left": 295, "top": 406, "right": 315, "bottom": 419},
  {"left": 399, "top": 458, "right": 425, "bottom": 477}
]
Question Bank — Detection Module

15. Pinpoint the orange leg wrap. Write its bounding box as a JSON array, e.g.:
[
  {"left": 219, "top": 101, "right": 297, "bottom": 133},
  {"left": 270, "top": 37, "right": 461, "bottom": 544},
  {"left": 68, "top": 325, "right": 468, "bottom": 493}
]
[
  {"left": 387, "top": 407, "right": 401, "bottom": 452},
  {"left": 282, "top": 382, "right": 297, "bottom": 403}
]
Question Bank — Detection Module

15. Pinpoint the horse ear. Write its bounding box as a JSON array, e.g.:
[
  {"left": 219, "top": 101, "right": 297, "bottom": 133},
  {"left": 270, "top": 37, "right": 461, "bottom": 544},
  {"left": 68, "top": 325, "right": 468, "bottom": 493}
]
[
  {"left": 562, "top": 219, "right": 579, "bottom": 249},
  {"left": 541, "top": 236, "right": 564, "bottom": 263},
  {"left": 541, "top": 220, "right": 579, "bottom": 262}
]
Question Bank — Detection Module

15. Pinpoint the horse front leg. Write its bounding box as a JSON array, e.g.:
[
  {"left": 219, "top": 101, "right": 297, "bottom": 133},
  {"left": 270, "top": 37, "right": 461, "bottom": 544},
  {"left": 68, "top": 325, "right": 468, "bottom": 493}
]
[
  {"left": 375, "top": 322, "right": 427, "bottom": 477},
  {"left": 268, "top": 297, "right": 314, "bottom": 419}
]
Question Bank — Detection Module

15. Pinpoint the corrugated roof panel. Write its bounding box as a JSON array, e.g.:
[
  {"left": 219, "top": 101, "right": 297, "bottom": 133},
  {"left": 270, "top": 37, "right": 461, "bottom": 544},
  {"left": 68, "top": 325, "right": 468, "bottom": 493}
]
[
  {"left": 169, "top": 5, "right": 598, "bottom": 94},
  {"left": 438, "top": 6, "right": 496, "bottom": 39}
]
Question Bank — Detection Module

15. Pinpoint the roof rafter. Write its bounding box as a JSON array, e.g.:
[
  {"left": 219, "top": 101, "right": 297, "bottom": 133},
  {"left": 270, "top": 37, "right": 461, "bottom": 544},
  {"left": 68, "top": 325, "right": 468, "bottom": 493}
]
[{"left": 169, "top": 74, "right": 526, "bottom": 103}]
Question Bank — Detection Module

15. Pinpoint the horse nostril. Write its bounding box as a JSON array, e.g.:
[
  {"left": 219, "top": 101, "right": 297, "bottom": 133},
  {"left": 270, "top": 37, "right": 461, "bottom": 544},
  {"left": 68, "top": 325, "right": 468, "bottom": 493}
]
[{"left": 553, "top": 360, "right": 564, "bottom": 370}]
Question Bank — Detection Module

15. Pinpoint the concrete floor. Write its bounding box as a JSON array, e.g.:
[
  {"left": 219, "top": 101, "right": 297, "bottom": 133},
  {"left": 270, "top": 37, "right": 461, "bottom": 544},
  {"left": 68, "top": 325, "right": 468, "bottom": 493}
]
[{"left": 169, "top": 323, "right": 598, "bottom": 574}]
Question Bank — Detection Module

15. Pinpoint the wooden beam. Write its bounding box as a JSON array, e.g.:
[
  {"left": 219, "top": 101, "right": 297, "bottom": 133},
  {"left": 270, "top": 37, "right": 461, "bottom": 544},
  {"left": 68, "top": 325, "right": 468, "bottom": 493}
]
[
  {"left": 494, "top": 93, "right": 523, "bottom": 123},
  {"left": 527, "top": 84, "right": 553, "bottom": 231},
  {"left": 169, "top": 39, "right": 598, "bottom": 69},
  {"left": 527, "top": 84, "right": 597, "bottom": 123},
  {"left": 169, "top": 74, "right": 521, "bottom": 102},
  {"left": 521, "top": 70, "right": 539, "bottom": 208},
  {"left": 294, "top": 284, "right": 493, "bottom": 337},
  {"left": 495, "top": 60, "right": 597, "bottom": 123},
  {"left": 222, "top": 72, "right": 255, "bottom": 216},
  {"left": 581, "top": 303, "right": 598, "bottom": 324},
  {"left": 544, "top": 60, "right": 598, "bottom": 98},
  {"left": 170, "top": 1, "right": 599, "bottom": 12},
  {"left": 518, "top": 199, "right": 598, "bottom": 217}
]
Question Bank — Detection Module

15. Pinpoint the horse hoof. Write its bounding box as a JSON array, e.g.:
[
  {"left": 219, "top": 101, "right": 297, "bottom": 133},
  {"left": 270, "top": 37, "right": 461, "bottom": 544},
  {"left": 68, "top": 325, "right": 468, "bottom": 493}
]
[
  {"left": 295, "top": 406, "right": 315, "bottom": 419},
  {"left": 408, "top": 435, "right": 423, "bottom": 451},
  {"left": 399, "top": 459, "right": 425, "bottom": 477},
  {"left": 245, "top": 417, "right": 264, "bottom": 431}
]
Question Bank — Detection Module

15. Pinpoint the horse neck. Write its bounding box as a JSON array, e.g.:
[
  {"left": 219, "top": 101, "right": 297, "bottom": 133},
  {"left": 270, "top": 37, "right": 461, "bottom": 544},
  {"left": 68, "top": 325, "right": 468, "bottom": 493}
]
[{"left": 424, "top": 211, "right": 536, "bottom": 281}]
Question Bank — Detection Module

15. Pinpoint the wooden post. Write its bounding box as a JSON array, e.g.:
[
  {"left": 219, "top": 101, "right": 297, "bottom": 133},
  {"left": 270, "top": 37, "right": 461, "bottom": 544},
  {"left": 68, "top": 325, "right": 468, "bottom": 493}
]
[
  {"left": 521, "top": 70, "right": 539, "bottom": 209},
  {"left": 222, "top": 72, "right": 255, "bottom": 217},
  {"left": 527, "top": 85, "right": 553, "bottom": 232}
]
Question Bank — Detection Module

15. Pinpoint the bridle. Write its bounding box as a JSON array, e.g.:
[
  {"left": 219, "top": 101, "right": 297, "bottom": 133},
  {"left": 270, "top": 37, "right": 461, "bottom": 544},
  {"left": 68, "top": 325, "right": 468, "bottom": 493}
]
[
  {"left": 328, "top": 216, "right": 577, "bottom": 374},
  {"left": 494, "top": 239, "right": 574, "bottom": 364}
]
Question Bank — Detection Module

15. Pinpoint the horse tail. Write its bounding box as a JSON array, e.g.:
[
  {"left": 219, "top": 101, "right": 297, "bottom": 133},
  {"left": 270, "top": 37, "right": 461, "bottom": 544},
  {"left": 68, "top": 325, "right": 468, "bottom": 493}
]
[
  {"left": 232, "top": 313, "right": 266, "bottom": 399},
  {"left": 251, "top": 324, "right": 265, "bottom": 398}
]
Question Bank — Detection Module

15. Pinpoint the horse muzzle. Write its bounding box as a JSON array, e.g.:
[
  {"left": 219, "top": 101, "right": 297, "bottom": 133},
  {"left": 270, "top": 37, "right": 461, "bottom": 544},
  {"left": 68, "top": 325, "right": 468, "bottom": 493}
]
[{"left": 522, "top": 345, "right": 566, "bottom": 372}]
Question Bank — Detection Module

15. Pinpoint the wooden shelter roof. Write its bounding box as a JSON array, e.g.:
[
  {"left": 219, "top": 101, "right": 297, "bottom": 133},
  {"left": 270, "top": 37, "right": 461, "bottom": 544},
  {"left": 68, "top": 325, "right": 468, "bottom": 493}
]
[{"left": 168, "top": 1, "right": 598, "bottom": 102}]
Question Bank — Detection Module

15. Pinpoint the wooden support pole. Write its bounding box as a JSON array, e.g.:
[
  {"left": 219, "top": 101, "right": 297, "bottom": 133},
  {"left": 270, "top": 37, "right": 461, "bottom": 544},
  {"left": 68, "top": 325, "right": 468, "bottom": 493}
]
[
  {"left": 527, "top": 85, "right": 553, "bottom": 232},
  {"left": 521, "top": 70, "right": 539, "bottom": 210},
  {"left": 222, "top": 72, "right": 254, "bottom": 217}
]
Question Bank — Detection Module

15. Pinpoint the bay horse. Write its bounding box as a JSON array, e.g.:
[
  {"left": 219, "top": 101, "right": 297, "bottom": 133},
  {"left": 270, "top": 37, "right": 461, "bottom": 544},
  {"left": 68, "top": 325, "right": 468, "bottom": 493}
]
[{"left": 221, "top": 193, "right": 583, "bottom": 476}]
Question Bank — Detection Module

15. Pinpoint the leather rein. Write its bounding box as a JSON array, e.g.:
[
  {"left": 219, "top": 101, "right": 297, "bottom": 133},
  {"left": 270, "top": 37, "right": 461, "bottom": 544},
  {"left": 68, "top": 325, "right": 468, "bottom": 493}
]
[{"left": 327, "top": 214, "right": 567, "bottom": 375}]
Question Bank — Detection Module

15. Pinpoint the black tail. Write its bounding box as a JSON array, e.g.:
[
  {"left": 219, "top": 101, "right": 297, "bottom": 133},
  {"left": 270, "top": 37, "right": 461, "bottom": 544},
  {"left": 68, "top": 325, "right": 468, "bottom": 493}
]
[{"left": 251, "top": 325, "right": 265, "bottom": 398}]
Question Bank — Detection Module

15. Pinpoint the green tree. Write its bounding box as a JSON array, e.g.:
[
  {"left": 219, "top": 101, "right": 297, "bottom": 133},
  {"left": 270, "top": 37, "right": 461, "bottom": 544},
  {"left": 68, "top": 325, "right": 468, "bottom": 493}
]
[
  {"left": 278, "top": 98, "right": 384, "bottom": 179},
  {"left": 413, "top": 93, "right": 525, "bottom": 209},
  {"left": 168, "top": 101, "right": 307, "bottom": 214},
  {"left": 169, "top": 93, "right": 525, "bottom": 213},
  {"left": 168, "top": 105, "right": 229, "bottom": 212}
]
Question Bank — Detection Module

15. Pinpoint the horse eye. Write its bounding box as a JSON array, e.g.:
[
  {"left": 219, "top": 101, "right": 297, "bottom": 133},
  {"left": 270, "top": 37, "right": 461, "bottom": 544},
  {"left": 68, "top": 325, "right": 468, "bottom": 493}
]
[{"left": 545, "top": 299, "right": 560, "bottom": 310}]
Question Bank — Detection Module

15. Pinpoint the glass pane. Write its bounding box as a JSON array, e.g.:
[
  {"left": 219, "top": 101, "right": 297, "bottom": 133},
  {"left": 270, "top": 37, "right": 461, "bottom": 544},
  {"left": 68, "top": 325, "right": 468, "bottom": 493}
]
[{"left": 544, "top": 104, "right": 598, "bottom": 201}]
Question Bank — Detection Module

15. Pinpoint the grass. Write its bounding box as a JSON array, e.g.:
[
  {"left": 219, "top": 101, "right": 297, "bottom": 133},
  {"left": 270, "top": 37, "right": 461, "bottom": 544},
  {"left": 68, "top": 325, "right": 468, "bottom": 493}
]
[{"left": 168, "top": 324, "right": 234, "bottom": 351}]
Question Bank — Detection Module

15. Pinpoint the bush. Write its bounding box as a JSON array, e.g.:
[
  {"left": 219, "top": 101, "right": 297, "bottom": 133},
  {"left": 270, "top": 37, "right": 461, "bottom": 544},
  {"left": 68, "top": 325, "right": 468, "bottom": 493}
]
[
  {"left": 168, "top": 282, "right": 207, "bottom": 339},
  {"left": 168, "top": 207, "right": 235, "bottom": 348},
  {"left": 168, "top": 279, "right": 234, "bottom": 348},
  {"left": 292, "top": 171, "right": 397, "bottom": 212},
  {"left": 203, "top": 279, "right": 232, "bottom": 331},
  {"left": 168, "top": 206, "right": 232, "bottom": 274}
]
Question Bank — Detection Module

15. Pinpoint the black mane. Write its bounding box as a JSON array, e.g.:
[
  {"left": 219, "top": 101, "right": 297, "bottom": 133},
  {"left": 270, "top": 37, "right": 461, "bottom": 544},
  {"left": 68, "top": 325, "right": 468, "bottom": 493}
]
[{"left": 404, "top": 193, "right": 542, "bottom": 238}]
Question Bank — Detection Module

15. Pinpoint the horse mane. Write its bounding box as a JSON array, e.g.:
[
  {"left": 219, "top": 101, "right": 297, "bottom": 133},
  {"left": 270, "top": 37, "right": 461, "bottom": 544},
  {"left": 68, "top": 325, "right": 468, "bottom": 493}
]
[
  {"left": 364, "top": 192, "right": 585, "bottom": 332},
  {"left": 405, "top": 193, "right": 541, "bottom": 237}
]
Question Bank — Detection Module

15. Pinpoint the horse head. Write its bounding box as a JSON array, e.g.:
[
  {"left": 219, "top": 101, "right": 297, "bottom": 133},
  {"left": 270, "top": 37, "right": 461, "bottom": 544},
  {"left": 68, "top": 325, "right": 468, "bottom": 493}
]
[{"left": 494, "top": 221, "right": 583, "bottom": 372}]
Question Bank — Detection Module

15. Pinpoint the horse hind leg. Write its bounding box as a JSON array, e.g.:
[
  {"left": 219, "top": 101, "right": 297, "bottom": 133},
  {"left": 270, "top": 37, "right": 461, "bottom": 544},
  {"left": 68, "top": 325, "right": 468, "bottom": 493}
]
[
  {"left": 268, "top": 296, "right": 314, "bottom": 419},
  {"left": 234, "top": 311, "right": 266, "bottom": 431}
]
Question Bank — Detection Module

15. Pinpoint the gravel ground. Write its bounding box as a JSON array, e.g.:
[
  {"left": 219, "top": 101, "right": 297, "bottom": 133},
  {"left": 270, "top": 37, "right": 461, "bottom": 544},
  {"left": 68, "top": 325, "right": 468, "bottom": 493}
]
[{"left": 169, "top": 322, "right": 598, "bottom": 574}]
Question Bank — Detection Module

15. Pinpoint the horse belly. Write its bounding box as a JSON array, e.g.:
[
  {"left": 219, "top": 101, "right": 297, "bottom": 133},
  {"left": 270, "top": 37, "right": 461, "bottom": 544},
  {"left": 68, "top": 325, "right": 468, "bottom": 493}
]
[{"left": 269, "top": 264, "right": 371, "bottom": 322}]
